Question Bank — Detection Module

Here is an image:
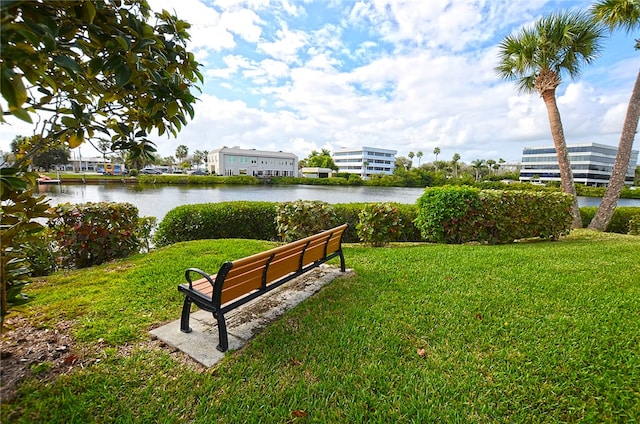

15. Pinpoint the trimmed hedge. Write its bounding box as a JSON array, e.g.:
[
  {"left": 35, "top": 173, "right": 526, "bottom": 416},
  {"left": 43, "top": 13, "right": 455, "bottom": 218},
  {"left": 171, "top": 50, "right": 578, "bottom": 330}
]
[
  {"left": 153, "top": 201, "right": 278, "bottom": 247},
  {"left": 580, "top": 206, "right": 640, "bottom": 234},
  {"left": 629, "top": 214, "right": 640, "bottom": 235},
  {"left": 155, "top": 201, "right": 423, "bottom": 245},
  {"left": 414, "top": 187, "right": 573, "bottom": 244},
  {"left": 154, "top": 197, "right": 634, "bottom": 246},
  {"left": 331, "top": 203, "right": 421, "bottom": 243}
]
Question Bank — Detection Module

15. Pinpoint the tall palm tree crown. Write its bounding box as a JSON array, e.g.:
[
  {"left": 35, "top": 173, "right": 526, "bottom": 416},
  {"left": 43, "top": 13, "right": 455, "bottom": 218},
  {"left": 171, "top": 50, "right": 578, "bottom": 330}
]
[
  {"left": 496, "top": 10, "right": 605, "bottom": 228},
  {"left": 496, "top": 11, "right": 604, "bottom": 95}
]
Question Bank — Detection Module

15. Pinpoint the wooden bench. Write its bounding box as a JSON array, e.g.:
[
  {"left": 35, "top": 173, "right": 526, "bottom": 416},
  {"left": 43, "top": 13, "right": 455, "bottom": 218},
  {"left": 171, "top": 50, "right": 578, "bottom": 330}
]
[{"left": 178, "top": 224, "right": 348, "bottom": 352}]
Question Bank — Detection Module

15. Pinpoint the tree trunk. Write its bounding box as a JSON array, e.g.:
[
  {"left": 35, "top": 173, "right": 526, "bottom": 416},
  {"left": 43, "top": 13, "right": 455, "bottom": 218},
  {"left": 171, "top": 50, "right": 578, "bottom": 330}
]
[
  {"left": 588, "top": 69, "right": 640, "bottom": 231},
  {"left": 541, "top": 89, "right": 583, "bottom": 228}
]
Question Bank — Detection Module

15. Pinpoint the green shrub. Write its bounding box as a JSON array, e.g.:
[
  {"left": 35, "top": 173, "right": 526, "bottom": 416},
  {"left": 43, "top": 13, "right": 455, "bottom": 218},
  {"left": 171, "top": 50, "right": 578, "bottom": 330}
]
[
  {"left": 356, "top": 203, "right": 401, "bottom": 247},
  {"left": 331, "top": 203, "right": 421, "bottom": 243},
  {"left": 415, "top": 186, "right": 573, "bottom": 244},
  {"left": 478, "top": 190, "right": 572, "bottom": 243},
  {"left": 629, "top": 213, "right": 640, "bottom": 235},
  {"left": 332, "top": 203, "right": 364, "bottom": 242},
  {"left": 49, "top": 202, "right": 141, "bottom": 268},
  {"left": 128, "top": 169, "right": 139, "bottom": 177},
  {"left": 23, "top": 227, "right": 57, "bottom": 277},
  {"left": 154, "top": 201, "right": 278, "bottom": 246},
  {"left": 621, "top": 187, "right": 640, "bottom": 199},
  {"left": 581, "top": 206, "right": 640, "bottom": 233},
  {"left": 415, "top": 186, "right": 483, "bottom": 243},
  {"left": 575, "top": 185, "right": 605, "bottom": 197},
  {"left": 275, "top": 200, "right": 336, "bottom": 242},
  {"left": 394, "top": 204, "right": 422, "bottom": 242}
]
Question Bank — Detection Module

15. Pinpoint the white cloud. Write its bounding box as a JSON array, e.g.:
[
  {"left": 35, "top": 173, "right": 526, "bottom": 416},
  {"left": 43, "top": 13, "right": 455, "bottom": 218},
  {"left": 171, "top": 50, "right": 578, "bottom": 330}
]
[
  {"left": 2, "top": 0, "right": 639, "bottom": 166},
  {"left": 220, "top": 9, "right": 263, "bottom": 43},
  {"left": 257, "top": 25, "right": 308, "bottom": 63}
]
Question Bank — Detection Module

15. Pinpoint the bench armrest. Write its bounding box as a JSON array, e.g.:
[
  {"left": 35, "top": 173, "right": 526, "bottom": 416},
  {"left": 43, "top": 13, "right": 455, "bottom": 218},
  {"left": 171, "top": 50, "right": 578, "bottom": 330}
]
[{"left": 184, "top": 267, "right": 216, "bottom": 290}]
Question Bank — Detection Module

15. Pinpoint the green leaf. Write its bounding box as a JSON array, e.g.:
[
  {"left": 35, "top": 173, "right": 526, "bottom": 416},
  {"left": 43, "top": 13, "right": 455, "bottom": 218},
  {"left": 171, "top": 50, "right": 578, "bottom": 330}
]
[
  {"left": 10, "top": 107, "right": 32, "bottom": 123},
  {"left": 115, "top": 64, "right": 132, "bottom": 87},
  {"left": 88, "top": 58, "right": 103, "bottom": 78},
  {"left": 53, "top": 55, "right": 81, "bottom": 73},
  {"left": 82, "top": 1, "right": 97, "bottom": 23},
  {"left": 61, "top": 116, "right": 78, "bottom": 127},
  {"left": 0, "top": 72, "right": 28, "bottom": 108},
  {"left": 135, "top": 38, "right": 156, "bottom": 51},
  {"left": 116, "top": 36, "right": 131, "bottom": 51},
  {"left": 166, "top": 101, "right": 179, "bottom": 118}
]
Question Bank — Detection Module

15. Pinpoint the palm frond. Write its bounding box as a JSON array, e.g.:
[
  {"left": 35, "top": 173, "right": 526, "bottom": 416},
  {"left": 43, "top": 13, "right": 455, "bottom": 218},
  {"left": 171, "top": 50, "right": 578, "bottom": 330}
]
[{"left": 591, "top": 0, "right": 640, "bottom": 33}]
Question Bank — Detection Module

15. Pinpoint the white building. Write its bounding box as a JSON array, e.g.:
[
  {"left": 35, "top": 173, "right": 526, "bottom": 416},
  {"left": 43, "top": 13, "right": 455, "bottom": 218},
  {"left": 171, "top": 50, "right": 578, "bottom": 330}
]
[
  {"left": 519, "top": 142, "right": 638, "bottom": 186},
  {"left": 207, "top": 147, "right": 298, "bottom": 178},
  {"left": 333, "top": 146, "right": 396, "bottom": 179},
  {"left": 61, "top": 156, "right": 104, "bottom": 172},
  {"left": 300, "top": 167, "right": 334, "bottom": 178}
]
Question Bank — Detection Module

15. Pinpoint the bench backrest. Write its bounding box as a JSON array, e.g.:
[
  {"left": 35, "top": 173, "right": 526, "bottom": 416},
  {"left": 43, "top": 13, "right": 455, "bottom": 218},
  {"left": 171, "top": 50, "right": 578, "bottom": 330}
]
[{"left": 217, "top": 224, "right": 347, "bottom": 305}]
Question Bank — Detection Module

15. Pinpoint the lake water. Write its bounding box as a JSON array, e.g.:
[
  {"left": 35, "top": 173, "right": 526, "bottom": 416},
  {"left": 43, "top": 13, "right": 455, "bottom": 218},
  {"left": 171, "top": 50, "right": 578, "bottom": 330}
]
[{"left": 36, "top": 183, "right": 640, "bottom": 222}]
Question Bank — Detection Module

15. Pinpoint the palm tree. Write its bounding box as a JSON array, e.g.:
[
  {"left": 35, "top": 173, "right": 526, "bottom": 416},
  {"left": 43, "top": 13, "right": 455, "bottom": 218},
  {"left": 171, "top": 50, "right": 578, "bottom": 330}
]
[
  {"left": 496, "top": 11, "right": 604, "bottom": 228},
  {"left": 452, "top": 153, "right": 461, "bottom": 179},
  {"left": 588, "top": 0, "right": 640, "bottom": 231},
  {"left": 92, "top": 137, "right": 111, "bottom": 167},
  {"left": 175, "top": 145, "right": 188, "bottom": 165},
  {"left": 471, "top": 159, "right": 486, "bottom": 181},
  {"left": 486, "top": 159, "right": 496, "bottom": 175},
  {"left": 417, "top": 151, "right": 423, "bottom": 166},
  {"left": 432, "top": 147, "right": 440, "bottom": 163}
]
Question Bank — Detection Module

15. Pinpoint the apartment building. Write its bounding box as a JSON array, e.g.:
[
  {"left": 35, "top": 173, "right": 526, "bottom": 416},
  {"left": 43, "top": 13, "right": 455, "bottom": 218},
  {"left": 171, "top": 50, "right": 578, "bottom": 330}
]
[{"left": 207, "top": 147, "right": 298, "bottom": 177}]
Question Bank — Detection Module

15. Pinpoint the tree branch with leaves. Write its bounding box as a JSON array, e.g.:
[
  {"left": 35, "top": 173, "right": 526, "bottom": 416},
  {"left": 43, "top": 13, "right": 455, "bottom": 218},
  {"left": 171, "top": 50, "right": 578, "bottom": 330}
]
[{"left": 0, "top": 0, "right": 202, "bottom": 329}]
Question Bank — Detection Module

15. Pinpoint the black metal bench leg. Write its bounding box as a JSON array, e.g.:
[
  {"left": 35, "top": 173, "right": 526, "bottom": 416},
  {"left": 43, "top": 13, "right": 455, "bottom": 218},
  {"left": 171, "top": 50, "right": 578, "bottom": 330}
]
[
  {"left": 180, "top": 297, "right": 193, "bottom": 333},
  {"left": 215, "top": 311, "right": 229, "bottom": 352}
]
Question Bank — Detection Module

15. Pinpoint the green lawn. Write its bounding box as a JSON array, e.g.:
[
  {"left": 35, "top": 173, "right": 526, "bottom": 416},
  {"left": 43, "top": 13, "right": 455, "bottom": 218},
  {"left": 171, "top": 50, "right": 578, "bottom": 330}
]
[{"left": 2, "top": 230, "right": 639, "bottom": 423}]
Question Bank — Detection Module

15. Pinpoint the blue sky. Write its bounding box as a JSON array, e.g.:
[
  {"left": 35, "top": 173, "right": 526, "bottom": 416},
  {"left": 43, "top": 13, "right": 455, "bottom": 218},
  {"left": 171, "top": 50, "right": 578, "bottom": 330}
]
[{"left": 1, "top": 0, "right": 638, "bottom": 165}]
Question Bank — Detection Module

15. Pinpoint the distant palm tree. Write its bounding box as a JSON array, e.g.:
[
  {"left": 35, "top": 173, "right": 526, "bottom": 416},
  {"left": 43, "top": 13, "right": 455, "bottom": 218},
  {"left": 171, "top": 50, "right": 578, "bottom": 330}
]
[
  {"left": 486, "top": 159, "right": 496, "bottom": 175},
  {"left": 452, "top": 153, "right": 461, "bottom": 178},
  {"left": 408, "top": 151, "right": 415, "bottom": 168},
  {"left": 432, "top": 147, "right": 440, "bottom": 163},
  {"left": 496, "top": 11, "right": 604, "bottom": 228},
  {"left": 417, "top": 151, "right": 423, "bottom": 166},
  {"left": 175, "top": 145, "right": 188, "bottom": 164},
  {"left": 588, "top": 0, "right": 640, "bottom": 231},
  {"left": 471, "top": 159, "right": 486, "bottom": 181}
]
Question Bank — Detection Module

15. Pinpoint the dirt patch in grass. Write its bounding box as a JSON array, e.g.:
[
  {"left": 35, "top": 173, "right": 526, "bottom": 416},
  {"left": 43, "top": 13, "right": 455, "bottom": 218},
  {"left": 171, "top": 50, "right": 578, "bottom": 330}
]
[
  {"left": 0, "top": 316, "right": 206, "bottom": 404},
  {"left": 0, "top": 316, "right": 82, "bottom": 403}
]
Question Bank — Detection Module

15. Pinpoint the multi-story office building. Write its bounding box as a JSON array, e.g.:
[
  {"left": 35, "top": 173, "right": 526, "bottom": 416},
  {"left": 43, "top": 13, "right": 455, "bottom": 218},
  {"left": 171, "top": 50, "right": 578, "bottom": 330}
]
[
  {"left": 333, "top": 146, "right": 396, "bottom": 179},
  {"left": 207, "top": 147, "right": 298, "bottom": 177},
  {"left": 519, "top": 142, "right": 638, "bottom": 186}
]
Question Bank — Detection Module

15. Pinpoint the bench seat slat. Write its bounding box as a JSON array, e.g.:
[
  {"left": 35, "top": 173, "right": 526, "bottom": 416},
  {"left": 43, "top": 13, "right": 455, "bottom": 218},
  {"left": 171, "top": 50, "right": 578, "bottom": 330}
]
[
  {"left": 221, "top": 266, "right": 267, "bottom": 304},
  {"left": 191, "top": 277, "right": 214, "bottom": 296}
]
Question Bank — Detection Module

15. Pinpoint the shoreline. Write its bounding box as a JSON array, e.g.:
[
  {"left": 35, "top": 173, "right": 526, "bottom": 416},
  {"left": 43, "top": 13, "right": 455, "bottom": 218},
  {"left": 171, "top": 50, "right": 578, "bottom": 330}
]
[{"left": 37, "top": 172, "right": 640, "bottom": 200}]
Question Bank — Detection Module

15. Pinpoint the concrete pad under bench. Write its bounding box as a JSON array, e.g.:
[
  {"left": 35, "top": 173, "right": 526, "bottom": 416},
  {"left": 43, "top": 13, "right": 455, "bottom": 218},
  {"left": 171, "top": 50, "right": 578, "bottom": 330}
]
[{"left": 150, "top": 264, "right": 354, "bottom": 368}]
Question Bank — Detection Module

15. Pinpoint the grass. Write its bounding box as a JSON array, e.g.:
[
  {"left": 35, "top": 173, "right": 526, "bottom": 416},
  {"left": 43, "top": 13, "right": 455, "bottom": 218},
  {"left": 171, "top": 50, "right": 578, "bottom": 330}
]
[{"left": 2, "top": 230, "right": 639, "bottom": 423}]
